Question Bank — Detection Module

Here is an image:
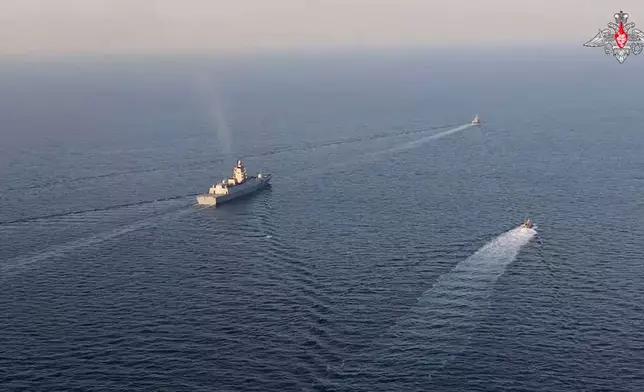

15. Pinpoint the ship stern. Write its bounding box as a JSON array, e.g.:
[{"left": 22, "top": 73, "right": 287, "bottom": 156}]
[{"left": 196, "top": 194, "right": 217, "bottom": 206}]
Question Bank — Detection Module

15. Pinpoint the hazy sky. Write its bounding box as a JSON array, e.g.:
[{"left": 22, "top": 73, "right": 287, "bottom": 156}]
[{"left": 1, "top": 0, "right": 644, "bottom": 55}]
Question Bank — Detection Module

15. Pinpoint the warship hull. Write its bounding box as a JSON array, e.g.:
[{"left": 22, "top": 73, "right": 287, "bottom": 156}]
[{"left": 196, "top": 174, "right": 272, "bottom": 206}]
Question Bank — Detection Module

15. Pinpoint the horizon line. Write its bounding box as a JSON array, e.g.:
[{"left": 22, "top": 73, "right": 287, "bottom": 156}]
[{"left": 0, "top": 42, "right": 593, "bottom": 61}]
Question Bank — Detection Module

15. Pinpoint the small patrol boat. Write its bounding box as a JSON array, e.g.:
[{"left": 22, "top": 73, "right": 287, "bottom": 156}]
[
  {"left": 196, "top": 159, "right": 271, "bottom": 206},
  {"left": 472, "top": 114, "right": 482, "bottom": 125},
  {"left": 520, "top": 218, "right": 534, "bottom": 229}
]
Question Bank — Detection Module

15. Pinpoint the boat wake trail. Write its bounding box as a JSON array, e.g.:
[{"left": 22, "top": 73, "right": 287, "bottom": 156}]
[
  {"left": 378, "top": 123, "right": 474, "bottom": 156},
  {"left": 297, "top": 124, "right": 475, "bottom": 179},
  {"left": 0, "top": 193, "right": 198, "bottom": 226},
  {"left": 371, "top": 226, "right": 536, "bottom": 383},
  {"left": 0, "top": 206, "right": 196, "bottom": 278},
  {"left": 348, "top": 123, "right": 475, "bottom": 166}
]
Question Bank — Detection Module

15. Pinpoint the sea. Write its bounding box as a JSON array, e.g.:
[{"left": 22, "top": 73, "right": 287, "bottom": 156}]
[{"left": 1, "top": 46, "right": 643, "bottom": 391}]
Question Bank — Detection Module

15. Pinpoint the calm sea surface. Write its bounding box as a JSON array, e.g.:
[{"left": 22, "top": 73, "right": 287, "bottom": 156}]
[{"left": 1, "top": 48, "right": 643, "bottom": 391}]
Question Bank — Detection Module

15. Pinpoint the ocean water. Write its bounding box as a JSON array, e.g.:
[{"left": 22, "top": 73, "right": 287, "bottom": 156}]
[{"left": 1, "top": 47, "right": 643, "bottom": 391}]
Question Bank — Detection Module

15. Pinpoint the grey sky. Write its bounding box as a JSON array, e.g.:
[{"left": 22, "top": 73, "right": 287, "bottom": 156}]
[{"left": 1, "top": 0, "right": 643, "bottom": 55}]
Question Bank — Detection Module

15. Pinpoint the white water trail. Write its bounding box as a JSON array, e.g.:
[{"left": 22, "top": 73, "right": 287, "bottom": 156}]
[
  {"left": 0, "top": 206, "right": 196, "bottom": 278},
  {"left": 371, "top": 123, "right": 474, "bottom": 157},
  {"left": 297, "top": 123, "right": 475, "bottom": 180},
  {"left": 371, "top": 226, "right": 536, "bottom": 381}
]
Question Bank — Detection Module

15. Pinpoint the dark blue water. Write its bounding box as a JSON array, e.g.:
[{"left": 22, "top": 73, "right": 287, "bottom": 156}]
[{"left": 1, "top": 48, "right": 643, "bottom": 391}]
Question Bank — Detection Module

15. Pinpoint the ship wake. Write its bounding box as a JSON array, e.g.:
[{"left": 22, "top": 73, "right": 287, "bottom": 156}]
[
  {"left": 378, "top": 123, "right": 474, "bottom": 156},
  {"left": 370, "top": 226, "right": 536, "bottom": 382},
  {"left": 301, "top": 123, "right": 476, "bottom": 179},
  {"left": 0, "top": 206, "right": 195, "bottom": 279}
]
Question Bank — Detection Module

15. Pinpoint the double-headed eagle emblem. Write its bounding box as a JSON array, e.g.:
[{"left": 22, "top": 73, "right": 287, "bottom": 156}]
[{"left": 584, "top": 10, "right": 644, "bottom": 63}]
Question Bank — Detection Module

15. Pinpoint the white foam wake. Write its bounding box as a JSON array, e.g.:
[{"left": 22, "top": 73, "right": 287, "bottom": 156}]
[
  {"left": 375, "top": 123, "right": 474, "bottom": 157},
  {"left": 371, "top": 226, "right": 536, "bottom": 381},
  {"left": 299, "top": 123, "right": 476, "bottom": 179},
  {"left": 0, "top": 206, "right": 195, "bottom": 277}
]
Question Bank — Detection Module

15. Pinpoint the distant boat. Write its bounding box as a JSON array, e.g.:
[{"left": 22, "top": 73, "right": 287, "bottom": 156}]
[{"left": 471, "top": 114, "right": 481, "bottom": 125}]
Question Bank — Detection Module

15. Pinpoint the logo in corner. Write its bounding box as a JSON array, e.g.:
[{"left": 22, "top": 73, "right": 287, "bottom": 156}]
[{"left": 584, "top": 11, "right": 644, "bottom": 63}]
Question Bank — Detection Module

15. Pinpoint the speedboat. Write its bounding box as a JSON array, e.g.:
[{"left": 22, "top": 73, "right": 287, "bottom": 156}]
[
  {"left": 471, "top": 114, "right": 481, "bottom": 124},
  {"left": 520, "top": 218, "right": 534, "bottom": 229}
]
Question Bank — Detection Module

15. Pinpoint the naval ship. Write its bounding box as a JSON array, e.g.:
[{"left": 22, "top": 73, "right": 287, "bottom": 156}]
[{"left": 196, "top": 159, "right": 272, "bottom": 206}]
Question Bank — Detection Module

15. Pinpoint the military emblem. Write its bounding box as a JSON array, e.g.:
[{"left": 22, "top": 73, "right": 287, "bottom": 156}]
[{"left": 583, "top": 11, "right": 644, "bottom": 63}]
